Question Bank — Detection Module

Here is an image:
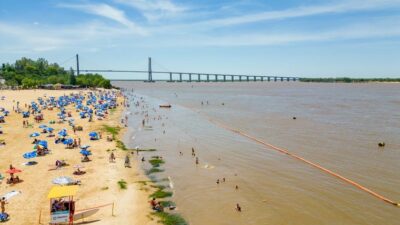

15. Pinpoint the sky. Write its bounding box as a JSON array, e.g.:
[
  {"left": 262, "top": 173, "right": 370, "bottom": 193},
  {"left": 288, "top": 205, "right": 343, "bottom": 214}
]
[{"left": 0, "top": 0, "right": 400, "bottom": 79}]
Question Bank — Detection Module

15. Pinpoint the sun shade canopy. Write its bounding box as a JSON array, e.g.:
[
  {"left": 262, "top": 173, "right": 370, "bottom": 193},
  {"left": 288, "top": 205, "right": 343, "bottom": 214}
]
[{"left": 48, "top": 185, "right": 79, "bottom": 199}]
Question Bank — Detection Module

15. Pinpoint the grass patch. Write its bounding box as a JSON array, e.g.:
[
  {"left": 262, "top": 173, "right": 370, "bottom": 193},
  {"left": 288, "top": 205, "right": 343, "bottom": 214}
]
[
  {"left": 116, "top": 140, "right": 128, "bottom": 150},
  {"left": 136, "top": 180, "right": 149, "bottom": 186},
  {"left": 152, "top": 212, "right": 188, "bottom": 225},
  {"left": 149, "top": 158, "right": 165, "bottom": 167},
  {"left": 159, "top": 201, "right": 175, "bottom": 208},
  {"left": 118, "top": 179, "right": 127, "bottom": 189},
  {"left": 146, "top": 168, "right": 164, "bottom": 175},
  {"left": 103, "top": 125, "right": 121, "bottom": 139},
  {"left": 150, "top": 186, "right": 172, "bottom": 199}
]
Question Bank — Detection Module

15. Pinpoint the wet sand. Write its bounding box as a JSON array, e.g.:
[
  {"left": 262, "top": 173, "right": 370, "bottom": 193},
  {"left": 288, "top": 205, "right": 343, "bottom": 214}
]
[
  {"left": 0, "top": 89, "right": 156, "bottom": 225},
  {"left": 117, "top": 82, "right": 400, "bottom": 225}
]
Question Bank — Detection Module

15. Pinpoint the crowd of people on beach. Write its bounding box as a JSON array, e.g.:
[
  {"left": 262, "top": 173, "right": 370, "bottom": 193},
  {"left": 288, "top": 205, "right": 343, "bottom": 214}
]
[{"left": 0, "top": 89, "right": 121, "bottom": 222}]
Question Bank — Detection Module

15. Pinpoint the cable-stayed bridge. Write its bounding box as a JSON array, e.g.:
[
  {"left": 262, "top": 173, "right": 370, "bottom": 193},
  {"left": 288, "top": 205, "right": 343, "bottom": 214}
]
[{"left": 74, "top": 54, "right": 300, "bottom": 82}]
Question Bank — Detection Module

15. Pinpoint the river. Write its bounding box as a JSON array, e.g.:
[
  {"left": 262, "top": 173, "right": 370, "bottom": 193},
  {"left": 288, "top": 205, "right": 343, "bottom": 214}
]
[{"left": 114, "top": 81, "right": 400, "bottom": 225}]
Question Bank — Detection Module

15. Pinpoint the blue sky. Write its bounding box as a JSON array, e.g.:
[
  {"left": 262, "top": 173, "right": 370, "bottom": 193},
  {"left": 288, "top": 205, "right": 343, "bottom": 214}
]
[{"left": 1, "top": 0, "right": 400, "bottom": 78}]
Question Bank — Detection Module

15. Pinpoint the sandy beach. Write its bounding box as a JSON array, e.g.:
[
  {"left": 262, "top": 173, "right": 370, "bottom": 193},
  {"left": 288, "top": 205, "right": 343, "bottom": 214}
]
[{"left": 0, "top": 89, "right": 156, "bottom": 225}]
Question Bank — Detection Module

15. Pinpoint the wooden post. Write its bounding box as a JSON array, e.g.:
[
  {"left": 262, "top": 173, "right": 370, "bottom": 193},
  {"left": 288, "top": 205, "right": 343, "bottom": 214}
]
[
  {"left": 112, "top": 202, "right": 115, "bottom": 216},
  {"left": 38, "top": 208, "right": 42, "bottom": 224}
]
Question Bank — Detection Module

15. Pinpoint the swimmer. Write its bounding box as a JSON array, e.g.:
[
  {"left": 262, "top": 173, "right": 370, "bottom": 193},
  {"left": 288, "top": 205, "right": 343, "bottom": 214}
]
[
  {"left": 235, "top": 185, "right": 239, "bottom": 190},
  {"left": 235, "top": 203, "right": 241, "bottom": 212},
  {"left": 216, "top": 179, "right": 220, "bottom": 184}
]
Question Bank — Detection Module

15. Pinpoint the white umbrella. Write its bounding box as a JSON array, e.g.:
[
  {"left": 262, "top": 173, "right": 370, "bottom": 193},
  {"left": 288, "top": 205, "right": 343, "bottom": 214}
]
[{"left": 52, "top": 176, "right": 75, "bottom": 185}]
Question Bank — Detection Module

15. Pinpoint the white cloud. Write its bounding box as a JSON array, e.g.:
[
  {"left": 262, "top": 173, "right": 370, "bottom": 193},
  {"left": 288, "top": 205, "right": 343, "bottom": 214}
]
[
  {"left": 197, "top": 0, "right": 400, "bottom": 28},
  {"left": 0, "top": 21, "right": 137, "bottom": 53},
  {"left": 58, "top": 3, "right": 147, "bottom": 34},
  {"left": 115, "top": 0, "right": 186, "bottom": 21},
  {"left": 178, "top": 17, "right": 400, "bottom": 46}
]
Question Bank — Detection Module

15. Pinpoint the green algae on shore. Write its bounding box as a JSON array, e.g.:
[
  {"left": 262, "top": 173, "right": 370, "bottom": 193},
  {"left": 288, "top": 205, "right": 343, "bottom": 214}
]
[{"left": 152, "top": 212, "right": 187, "bottom": 225}]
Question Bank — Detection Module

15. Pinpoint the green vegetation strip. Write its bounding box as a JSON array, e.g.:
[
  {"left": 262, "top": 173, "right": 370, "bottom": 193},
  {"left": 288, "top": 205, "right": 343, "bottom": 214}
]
[
  {"left": 1, "top": 57, "right": 112, "bottom": 88},
  {"left": 149, "top": 158, "right": 165, "bottom": 167},
  {"left": 300, "top": 77, "right": 400, "bottom": 83},
  {"left": 116, "top": 140, "right": 128, "bottom": 150},
  {"left": 152, "top": 212, "right": 188, "bottom": 225},
  {"left": 146, "top": 168, "right": 164, "bottom": 175}
]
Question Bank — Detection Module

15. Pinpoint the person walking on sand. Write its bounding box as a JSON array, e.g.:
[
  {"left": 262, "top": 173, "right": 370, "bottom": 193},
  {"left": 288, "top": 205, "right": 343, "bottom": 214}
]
[
  {"left": 196, "top": 157, "right": 199, "bottom": 165},
  {"left": 192, "top": 147, "right": 195, "bottom": 156},
  {"left": 1, "top": 197, "right": 6, "bottom": 214},
  {"left": 110, "top": 152, "right": 116, "bottom": 163}
]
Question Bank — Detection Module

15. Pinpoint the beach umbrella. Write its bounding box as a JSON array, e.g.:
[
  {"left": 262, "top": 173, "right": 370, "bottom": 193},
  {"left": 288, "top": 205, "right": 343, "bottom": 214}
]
[
  {"left": 37, "top": 140, "right": 48, "bottom": 148},
  {"left": 5, "top": 168, "right": 22, "bottom": 174},
  {"left": 23, "top": 151, "right": 37, "bottom": 159},
  {"left": 80, "top": 149, "right": 92, "bottom": 156},
  {"left": 30, "top": 132, "right": 40, "bottom": 138},
  {"left": 52, "top": 176, "right": 75, "bottom": 185},
  {"left": 45, "top": 127, "right": 54, "bottom": 132},
  {"left": 80, "top": 145, "right": 90, "bottom": 149},
  {"left": 58, "top": 129, "right": 68, "bottom": 137},
  {"left": 89, "top": 132, "right": 98, "bottom": 137},
  {"left": 63, "top": 138, "right": 73, "bottom": 145},
  {"left": 38, "top": 124, "right": 47, "bottom": 129}
]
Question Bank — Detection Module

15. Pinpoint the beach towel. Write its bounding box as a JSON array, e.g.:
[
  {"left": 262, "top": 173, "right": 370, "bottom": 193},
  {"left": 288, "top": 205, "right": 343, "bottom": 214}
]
[{"left": 1, "top": 190, "right": 21, "bottom": 201}]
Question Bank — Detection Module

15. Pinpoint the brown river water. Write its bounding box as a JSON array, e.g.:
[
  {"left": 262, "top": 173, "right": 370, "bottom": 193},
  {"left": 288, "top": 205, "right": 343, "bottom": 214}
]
[{"left": 114, "top": 82, "right": 400, "bottom": 225}]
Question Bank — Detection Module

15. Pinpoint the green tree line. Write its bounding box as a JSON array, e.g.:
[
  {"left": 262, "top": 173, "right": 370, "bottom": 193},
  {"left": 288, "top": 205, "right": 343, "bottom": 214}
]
[
  {"left": 0, "top": 57, "right": 111, "bottom": 88},
  {"left": 300, "top": 77, "right": 400, "bottom": 83}
]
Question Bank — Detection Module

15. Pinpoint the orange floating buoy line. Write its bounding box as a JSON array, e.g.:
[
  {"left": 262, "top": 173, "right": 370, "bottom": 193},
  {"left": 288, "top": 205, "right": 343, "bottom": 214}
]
[{"left": 206, "top": 116, "right": 399, "bottom": 207}]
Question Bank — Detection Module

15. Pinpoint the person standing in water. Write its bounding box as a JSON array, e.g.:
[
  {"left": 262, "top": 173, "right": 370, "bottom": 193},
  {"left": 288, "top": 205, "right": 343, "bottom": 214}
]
[
  {"left": 195, "top": 157, "right": 199, "bottom": 165},
  {"left": 124, "top": 155, "right": 130, "bottom": 168},
  {"left": 236, "top": 203, "right": 241, "bottom": 212},
  {"left": 192, "top": 147, "right": 195, "bottom": 156}
]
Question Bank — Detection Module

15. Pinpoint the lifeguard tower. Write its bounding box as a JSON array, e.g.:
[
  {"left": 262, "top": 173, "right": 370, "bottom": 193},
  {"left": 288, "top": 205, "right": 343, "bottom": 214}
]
[{"left": 48, "top": 185, "right": 78, "bottom": 225}]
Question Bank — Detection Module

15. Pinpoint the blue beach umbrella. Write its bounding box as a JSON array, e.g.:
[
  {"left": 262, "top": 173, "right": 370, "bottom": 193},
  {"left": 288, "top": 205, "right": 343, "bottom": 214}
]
[
  {"left": 80, "top": 149, "right": 92, "bottom": 156},
  {"left": 58, "top": 129, "right": 68, "bottom": 137},
  {"left": 89, "top": 132, "right": 98, "bottom": 137},
  {"left": 63, "top": 138, "right": 73, "bottom": 145},
  {"left": 37, "top": 140, "right": 48, "bottom": 149},
  {"left": 46, "top": 127, "right": 54, "bottom": 132},
  {"left": 23, "top": 151, "right": 37, "bottom": 159},
  {"left": 39, "top": 124, "right": 47, "bottom": 129},
  {"left": 30, "top": 132, "right": 40, "bottom": 138}
]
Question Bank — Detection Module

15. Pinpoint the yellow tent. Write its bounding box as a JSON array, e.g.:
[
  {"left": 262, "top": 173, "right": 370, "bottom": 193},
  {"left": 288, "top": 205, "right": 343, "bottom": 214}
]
[{"left": 48, "top": 185, "right": 79, "bottom": 199}]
